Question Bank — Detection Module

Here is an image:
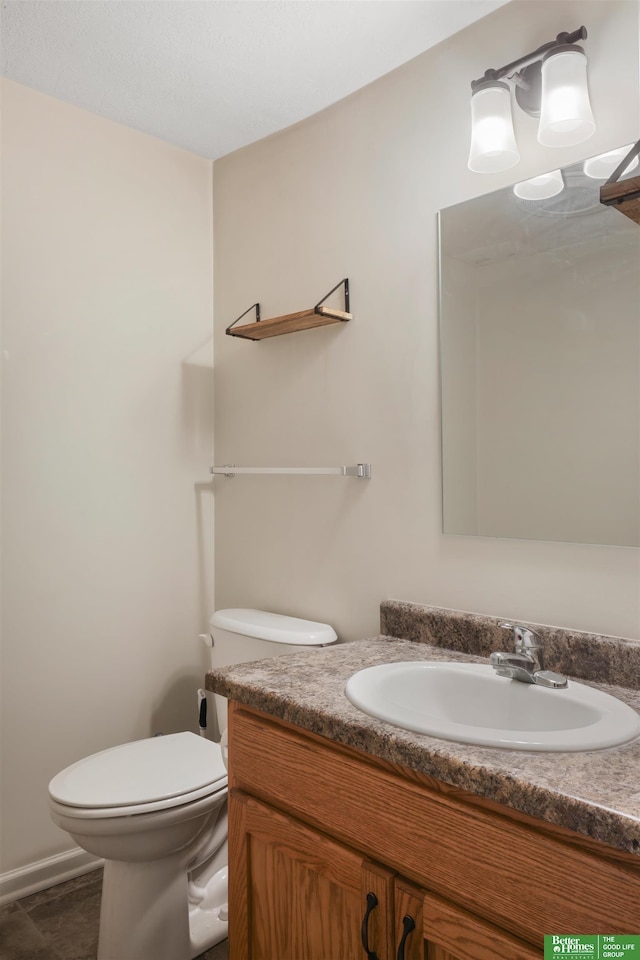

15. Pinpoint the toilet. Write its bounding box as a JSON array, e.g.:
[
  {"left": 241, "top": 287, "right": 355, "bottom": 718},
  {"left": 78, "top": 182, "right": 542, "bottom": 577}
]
[{"left": 48, "top": 609, "right": 337, "bottom": 960}]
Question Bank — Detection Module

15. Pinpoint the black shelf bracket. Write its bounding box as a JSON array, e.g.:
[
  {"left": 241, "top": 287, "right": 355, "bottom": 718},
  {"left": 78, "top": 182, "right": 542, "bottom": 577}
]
[
  {"left": 314, "top": 278, "right": 350, "bottom": 315},
  {"left": 226, "top": 302, "right": 261, "bottom": 335},
  {"left": 604, "top": 139, "right": 640, "bottom": 187}
]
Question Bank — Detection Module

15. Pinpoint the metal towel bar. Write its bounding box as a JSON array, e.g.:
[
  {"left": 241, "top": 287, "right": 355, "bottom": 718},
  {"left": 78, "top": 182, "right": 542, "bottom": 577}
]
[{"left": 209, "top": 464, "right": 372, "bottom": 479}]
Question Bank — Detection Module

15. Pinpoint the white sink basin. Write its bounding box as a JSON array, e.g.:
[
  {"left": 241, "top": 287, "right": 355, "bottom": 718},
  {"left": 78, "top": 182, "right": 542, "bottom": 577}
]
[{"left": 345, "top": 661, "right": 640, "bottom": 751}]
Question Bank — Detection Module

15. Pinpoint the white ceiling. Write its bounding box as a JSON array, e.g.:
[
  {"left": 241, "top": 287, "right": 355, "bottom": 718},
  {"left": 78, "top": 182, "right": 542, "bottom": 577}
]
[{"left": 1, "top": 0, "right": 508, "bottom": 160}]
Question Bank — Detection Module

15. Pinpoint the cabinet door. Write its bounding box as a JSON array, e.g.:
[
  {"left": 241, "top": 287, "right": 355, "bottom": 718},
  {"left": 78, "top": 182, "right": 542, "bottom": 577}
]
[
  {"left": 422, "top": 890, "right": 542, "bottom": 960},
  {"left": 394, "top": 880, "right": 424, "bottom": 960},
  {"left": 229, "top": 789, "right": 394, "bottom": 960}
]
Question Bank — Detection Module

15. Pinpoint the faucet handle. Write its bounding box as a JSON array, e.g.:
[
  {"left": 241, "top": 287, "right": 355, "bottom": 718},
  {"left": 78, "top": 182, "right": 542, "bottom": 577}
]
[{"left": 498, "top": 622, "right": 541, "bottom": 654}]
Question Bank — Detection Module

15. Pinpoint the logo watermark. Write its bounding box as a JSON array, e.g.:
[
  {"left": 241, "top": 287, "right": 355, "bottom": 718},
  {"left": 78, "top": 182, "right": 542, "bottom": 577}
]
[{"left": 544, "top": 936, "right": 640, "bottom": 959}]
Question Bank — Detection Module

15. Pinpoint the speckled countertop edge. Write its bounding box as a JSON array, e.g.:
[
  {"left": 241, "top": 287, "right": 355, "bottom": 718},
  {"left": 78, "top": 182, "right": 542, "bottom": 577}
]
[{"left": 207, "top": 636, "right": 640, "bottom": 856}]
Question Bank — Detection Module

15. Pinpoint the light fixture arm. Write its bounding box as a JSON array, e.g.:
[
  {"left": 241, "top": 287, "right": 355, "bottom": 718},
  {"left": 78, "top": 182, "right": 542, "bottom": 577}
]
[{"left": 470, "top": 26, "right": 587, "bottom": 92}]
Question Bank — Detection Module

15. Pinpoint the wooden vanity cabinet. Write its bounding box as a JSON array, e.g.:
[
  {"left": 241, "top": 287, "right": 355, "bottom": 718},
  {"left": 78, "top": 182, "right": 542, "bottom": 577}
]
[
  {"left": 230, "top": 791, "right": 535, "bottom": 960},
  {"left": 227, "top": 702, "right": 640, "bottom": 960}
]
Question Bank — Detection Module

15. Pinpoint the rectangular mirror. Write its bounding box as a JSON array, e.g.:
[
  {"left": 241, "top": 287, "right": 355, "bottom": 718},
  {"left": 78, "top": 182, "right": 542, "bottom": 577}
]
[{"left": 439, "top": 147, "right": 640, "bottom": 546}]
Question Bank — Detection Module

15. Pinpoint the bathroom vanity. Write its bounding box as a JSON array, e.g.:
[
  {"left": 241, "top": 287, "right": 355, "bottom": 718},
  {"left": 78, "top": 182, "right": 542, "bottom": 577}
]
[{"left": 207, "top": 602, "right": 640, "bottom": 960}]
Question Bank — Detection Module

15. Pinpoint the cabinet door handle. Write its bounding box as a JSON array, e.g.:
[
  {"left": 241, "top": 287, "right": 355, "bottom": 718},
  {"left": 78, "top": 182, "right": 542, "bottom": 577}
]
[
  {"left": 360, "top": 891, "right": 380, "bottom": 960},
  {"left": 396, "top": 914, "right": 416, "bottom": 960}
]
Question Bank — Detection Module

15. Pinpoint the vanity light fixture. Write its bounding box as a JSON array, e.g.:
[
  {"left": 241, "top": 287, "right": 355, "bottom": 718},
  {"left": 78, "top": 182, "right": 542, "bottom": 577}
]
[
  {"left": 513, "top": 169, "right": 564, "bottom": 200},
  {"left": 468, "top": 26, "right": 595, "bottom": 174}
]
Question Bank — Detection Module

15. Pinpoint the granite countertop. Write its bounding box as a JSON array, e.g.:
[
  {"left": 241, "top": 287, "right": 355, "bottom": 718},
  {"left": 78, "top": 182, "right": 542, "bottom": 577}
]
[{"left": 207, "top": 633, "right": 640, "bottom": 857}]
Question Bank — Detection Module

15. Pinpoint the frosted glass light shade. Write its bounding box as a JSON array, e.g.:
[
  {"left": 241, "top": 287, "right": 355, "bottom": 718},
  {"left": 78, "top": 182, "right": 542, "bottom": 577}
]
[
  {"left": 513, "top": 169, "right": 564, "bottom": 200},
  {"left": 468, "top": 82, "right": 520, "bottom": 173},
  {"left": 538, "top": 47, "right": 595, "bottom": 147},
  {"left": 583, "top": 145, "right": 639, "bottom": 179}
]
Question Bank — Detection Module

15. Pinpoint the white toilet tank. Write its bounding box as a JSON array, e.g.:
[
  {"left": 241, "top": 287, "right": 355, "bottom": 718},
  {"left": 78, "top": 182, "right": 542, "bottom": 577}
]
[{"left": 203, "top": 608, "right": 337, "bottom": 737}]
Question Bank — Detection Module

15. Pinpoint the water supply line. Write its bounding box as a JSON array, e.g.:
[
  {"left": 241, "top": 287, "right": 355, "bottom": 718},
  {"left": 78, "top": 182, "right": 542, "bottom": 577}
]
[{"left": 197, "top": 689, "right": 207, "bottom": 737}]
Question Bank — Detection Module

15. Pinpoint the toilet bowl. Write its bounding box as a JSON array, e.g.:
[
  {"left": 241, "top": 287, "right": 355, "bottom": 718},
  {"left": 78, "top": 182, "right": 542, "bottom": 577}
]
[
  {"left": 48, "top": 609, "right": 337, "bottom": 960},
  {"left": 49, "top": 732, "right": 229, "bottom": 960}
]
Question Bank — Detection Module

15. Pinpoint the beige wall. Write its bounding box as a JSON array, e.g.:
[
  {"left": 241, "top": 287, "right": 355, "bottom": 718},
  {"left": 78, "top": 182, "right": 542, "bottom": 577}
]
[
  {"left": 0, "top": 80, "right": 214, "bottom": 876},
  {"left": 213, "top": 0, "right": 640, "bottom": 642}
]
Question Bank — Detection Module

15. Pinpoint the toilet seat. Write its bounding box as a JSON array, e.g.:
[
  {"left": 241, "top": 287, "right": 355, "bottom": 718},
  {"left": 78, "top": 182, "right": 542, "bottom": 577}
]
[{"left": 49, "top": 732, "right": 227, "bottom": 819}]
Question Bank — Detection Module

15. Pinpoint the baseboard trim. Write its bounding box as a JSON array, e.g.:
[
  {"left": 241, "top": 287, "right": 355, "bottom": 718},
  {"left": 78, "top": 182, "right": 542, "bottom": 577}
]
[{"left": 0, "top": 848, "right": 103, "bottom": 906}]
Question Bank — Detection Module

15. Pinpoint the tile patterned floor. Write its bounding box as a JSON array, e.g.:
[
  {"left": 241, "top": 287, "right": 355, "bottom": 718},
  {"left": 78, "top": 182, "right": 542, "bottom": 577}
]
[{"left": 0, "top": 869, "right": 228, "bottom": 960}]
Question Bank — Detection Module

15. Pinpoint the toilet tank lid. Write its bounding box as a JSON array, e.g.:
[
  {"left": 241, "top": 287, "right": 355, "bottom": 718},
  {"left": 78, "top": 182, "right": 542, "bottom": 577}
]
[{"left": 210, "top": 608, "right": 337, "bottom": 645}]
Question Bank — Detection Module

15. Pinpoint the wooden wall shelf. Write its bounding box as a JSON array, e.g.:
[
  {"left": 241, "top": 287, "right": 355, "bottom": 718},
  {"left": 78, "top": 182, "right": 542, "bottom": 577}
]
[
  {"left": 600, "top": 175, "right": 640, "bottom": 225},
  {"left": 226, "top": 279, "right": 352, "bottom": 341},
  {"left": 599, "top": 141, "right": 640, "bottom": 225}
]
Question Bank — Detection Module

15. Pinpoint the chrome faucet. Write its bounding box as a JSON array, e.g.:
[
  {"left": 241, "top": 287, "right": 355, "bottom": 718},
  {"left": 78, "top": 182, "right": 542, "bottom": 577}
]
[{"left": 490, "top": 622, "right": 568, "bottom": 688}]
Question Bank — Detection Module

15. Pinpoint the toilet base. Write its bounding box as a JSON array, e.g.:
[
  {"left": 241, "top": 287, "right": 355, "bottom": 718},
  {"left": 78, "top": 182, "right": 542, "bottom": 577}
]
[
  {"left": 97, "top": 857, "right": 228, "bottom": 960},
  {"left": 189, "top": 879, "right": 229, "bottom": 958}
]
